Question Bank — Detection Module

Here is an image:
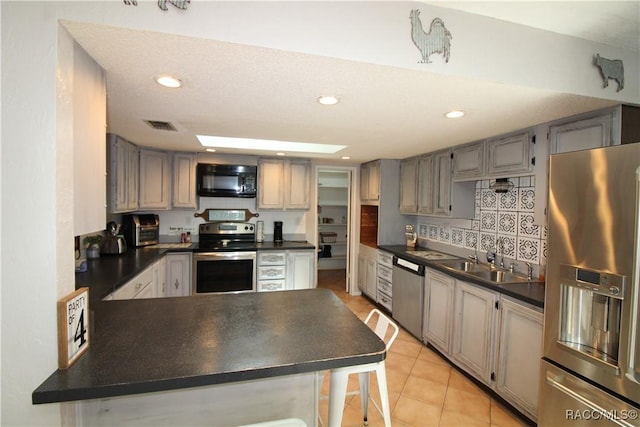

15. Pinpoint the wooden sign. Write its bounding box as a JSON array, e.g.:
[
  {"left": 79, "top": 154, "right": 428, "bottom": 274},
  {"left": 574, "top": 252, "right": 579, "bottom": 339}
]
[{"left": 57, "top": 288, "right": 90, "bottom": 369}]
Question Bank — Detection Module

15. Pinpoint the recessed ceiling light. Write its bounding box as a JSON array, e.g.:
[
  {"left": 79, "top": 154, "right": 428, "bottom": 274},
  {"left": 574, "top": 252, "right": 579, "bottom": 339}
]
[
  {"left": 197, "top": 135, "right": 346, "bottom": 154},
  {"left": 276, "top": 152, "right": 286, "bottom": 156},
  {"left": 445, "top": 110, "right": 465, "bottom": 119},
  {"left": 205, "top": 148, "right": 216, "bottom": 152},
  {"left": 317, "top": 96, "right": 339, "bottom": 106},
  {"left": 156, "top": 75, "right": 182, "bottom": 88},
  {"left": 341, "top": 156, "right": 351, "bottom": 160}
]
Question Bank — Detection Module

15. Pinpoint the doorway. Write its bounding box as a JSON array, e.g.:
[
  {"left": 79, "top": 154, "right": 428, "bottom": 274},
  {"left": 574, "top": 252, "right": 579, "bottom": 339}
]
[{"left": 316, "top": 168, "right": 354, "bottom": 293}]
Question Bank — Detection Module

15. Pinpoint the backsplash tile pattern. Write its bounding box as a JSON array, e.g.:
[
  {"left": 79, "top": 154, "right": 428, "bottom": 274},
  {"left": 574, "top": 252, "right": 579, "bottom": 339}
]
[{"left": 422, "top": 176, "right": 547, "bottom": 267}]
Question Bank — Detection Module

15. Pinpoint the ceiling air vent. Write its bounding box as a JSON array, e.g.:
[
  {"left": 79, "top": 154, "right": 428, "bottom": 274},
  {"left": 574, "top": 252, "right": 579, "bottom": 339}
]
[{"left": 145, "top": 120, "right": 177, "bottom": 131}]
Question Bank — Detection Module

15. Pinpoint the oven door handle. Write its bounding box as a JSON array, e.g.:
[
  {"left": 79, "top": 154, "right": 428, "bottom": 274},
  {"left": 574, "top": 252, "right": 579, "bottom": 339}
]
[{"left": 194, "top": 252, "right": 256, "bottom": 261}]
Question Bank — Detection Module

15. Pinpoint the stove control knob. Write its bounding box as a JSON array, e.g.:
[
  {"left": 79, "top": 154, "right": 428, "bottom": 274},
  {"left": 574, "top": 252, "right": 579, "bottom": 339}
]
[
  {"left": 249, "top": 225, "right": 254, "bottom": 231},
  {"left": 244, "top": 225, "right": 249, "bottom": 230},
  {"left": 609, "top": 286, "right": 620, "bottom": 296}
]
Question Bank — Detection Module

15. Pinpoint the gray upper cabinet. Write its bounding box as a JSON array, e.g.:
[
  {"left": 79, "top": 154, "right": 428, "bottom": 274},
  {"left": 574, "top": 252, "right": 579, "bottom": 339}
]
[
  {"left": 417, "top": 154, "right": 434, "bottom": 215},
  {"left": 486, "top": 131, "right": 532, "bottom": 177},
  {"left": 549, "top": 110, "right": 615, "bottom": 154},
  {"left": 360, "top": 160, "right": 380, "bottom": 203},
  {"left": 171, "top": 153, "right": 197, "bottom": 209},
  {"left": 452, "top": 141, "right": 485, "bottom": 181},
  {"left": 258, "top": 158, "right": 310, "bottom": 210},
  {"left": 108, "top": 134, "right": 139, "bottom": 214},
  {"left": 399, "top": 157, "right": 418, "bottom": 214},
  {"left": 139, "top": 149, "right": 171, "bottom": 210},
  {"left": 432, "top": 150, "right": 453, "bottom": 216}
]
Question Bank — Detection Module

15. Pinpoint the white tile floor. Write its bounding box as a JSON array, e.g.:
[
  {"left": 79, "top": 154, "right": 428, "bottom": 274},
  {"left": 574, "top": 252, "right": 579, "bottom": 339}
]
[{"left": 317, "top": 269, "right": 530, "bottom": 427}]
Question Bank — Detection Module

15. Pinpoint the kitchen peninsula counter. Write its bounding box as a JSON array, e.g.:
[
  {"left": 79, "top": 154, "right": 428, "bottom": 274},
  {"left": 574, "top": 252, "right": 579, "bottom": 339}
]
[
  {"left": 76, "top": 240, "right": 315, "bottom": 304},
  {"left": 379, "top": 245, "right": 545, "bottom": 308},
  {"left": 33, "top": 289, "right": 384, "bottom": 416}
]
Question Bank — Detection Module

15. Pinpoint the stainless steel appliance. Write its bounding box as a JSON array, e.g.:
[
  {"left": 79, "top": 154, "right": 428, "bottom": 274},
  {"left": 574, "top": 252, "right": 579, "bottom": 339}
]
[
  {"left": 100, "top": 221, "right": 127, "bottom": 254},
  {"left": 193, "top": 222, "right": 257, "bottom": 295},
  {"left": 540, "top": 143, "right": 640, "bottom": 426},
  {"left": 196, "top": 164, "right": 257, "bottom": 198},
  {"left": 392, "top": 256, "right": 425, "bottom": 339},
  {"left": 121, "top": 214, "right": 159, "bottom": 247},
  {"left": 274, "top": 221, "right": 283, "bottom": 243}
]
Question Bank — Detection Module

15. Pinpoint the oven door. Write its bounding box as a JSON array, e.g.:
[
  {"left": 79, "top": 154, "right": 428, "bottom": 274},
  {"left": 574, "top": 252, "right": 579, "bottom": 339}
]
[{"left": 193, "top": 252, "right": 256, "bottom": 294}]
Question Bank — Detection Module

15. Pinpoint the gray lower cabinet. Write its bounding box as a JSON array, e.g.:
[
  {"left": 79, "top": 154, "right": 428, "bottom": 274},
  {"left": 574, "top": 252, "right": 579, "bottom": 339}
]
[
  {"left": 452, "top": 281, "right": 498, "bottom": 386},
  {"left": 494, "top": 297, "right": 542, "bottom": 421},
  {"left": 257, "top": 250, "right": 315, "bottom": 291},
  {"left": 105, "top": 263, "right": 155, "bottom": 300},
  {"left": 165, "top": 253, "right": 192, "bottom": 297},
  {"left": 422, "top": 268, "right": 454, "bottom": 354},
  {"left": 357, "top": 244, "right": 377, "bottom": 299},
  {"left": 286, "top": 250, "right": 315, "bottom": 290},
  {"left": 422, "top": 276, "right": 542, "bottom": 422}
]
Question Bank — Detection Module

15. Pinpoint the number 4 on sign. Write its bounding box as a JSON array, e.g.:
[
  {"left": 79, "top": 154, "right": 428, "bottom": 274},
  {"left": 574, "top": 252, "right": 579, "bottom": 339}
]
[{"left": 57, "top": 288, "right": 90, "bottom": 369}]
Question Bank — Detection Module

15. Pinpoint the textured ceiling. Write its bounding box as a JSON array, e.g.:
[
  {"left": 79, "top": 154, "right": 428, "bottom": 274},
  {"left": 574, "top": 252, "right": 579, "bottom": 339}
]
[{"left": 63, "top": 2, "right": 638, "bottom": 162}]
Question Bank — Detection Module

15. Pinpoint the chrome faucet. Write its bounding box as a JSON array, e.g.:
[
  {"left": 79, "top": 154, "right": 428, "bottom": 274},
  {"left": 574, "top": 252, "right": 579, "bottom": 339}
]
[
  {"left": 526, "top": 262, "right": 534, "bottom": 280},
  {"left": 509, "top": 262, "right": 518, "bottom": 273},
  {"left": 496, "top": 238, "right": 505, "bottom": 268},
  {"left": 468, "top": 254, "right": 478, "bottom": 263}
]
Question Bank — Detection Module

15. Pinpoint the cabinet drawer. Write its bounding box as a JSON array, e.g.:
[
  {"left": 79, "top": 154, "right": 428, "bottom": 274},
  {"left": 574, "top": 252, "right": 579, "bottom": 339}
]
[
  {"left": 378, "top": 251, "right": 393, "bottom": 267},
  {"left": 378, "top": 264, "right": 393, "bottom": 282},
  {"left": 377, "top": 289, "right": 392, "bottom": 311},
  {"left": 377, "top": 277, "right": 392, "bottom": 295},
  {"left": 257, "top": 279, "right": 286, "bottom": 292},
  {"left": 258, "top": 252, "right": 287, "bottom": 265},
  {"left": 257, "top": 265, "right": 286, "bottom": 280},
  {"left": 111, "top": 265, "right": 154, "bottom": 300}
]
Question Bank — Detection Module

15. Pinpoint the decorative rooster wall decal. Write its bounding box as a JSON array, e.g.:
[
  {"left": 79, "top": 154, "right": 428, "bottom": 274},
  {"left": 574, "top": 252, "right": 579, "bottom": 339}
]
[
  {"left": 410, "top": 9, "right": 452, "bottom": 64},
  {"left": 123, "top": 0, "right": 190, "bottom": 12}
]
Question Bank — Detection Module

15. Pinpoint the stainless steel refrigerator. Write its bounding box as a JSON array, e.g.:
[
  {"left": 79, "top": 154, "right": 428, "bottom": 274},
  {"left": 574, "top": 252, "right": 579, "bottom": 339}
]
[{"left": 540, "top": 143, "right": 640, "bottom": 426}]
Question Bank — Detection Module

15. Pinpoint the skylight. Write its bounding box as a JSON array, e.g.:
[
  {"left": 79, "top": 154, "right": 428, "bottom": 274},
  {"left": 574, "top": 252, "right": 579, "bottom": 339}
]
[{"left": 197, "top": 135, "right": 346, "bottom": 154}]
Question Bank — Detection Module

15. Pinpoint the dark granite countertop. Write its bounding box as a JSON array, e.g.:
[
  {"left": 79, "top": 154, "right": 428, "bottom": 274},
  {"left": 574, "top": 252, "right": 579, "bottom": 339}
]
[
  {"left": 76, "top": 241, "right": 315, "bottom": 304},
  {"left": 378, "top": 245, "right": 545, "bottom": 308},
  {"left": 33, "top": 288, "right": 384, "bottom": 404}
]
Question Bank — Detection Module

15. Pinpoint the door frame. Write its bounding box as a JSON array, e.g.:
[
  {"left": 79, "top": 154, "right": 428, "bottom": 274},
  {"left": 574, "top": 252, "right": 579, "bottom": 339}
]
[{"left": 313, "top": 164, "right": 359, "bottom": 293}]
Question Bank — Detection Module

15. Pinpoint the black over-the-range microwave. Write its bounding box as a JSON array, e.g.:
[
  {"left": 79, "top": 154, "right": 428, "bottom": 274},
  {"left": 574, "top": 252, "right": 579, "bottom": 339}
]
[{"left": 196, "top": 163, "right": 257, "bottom": 198}]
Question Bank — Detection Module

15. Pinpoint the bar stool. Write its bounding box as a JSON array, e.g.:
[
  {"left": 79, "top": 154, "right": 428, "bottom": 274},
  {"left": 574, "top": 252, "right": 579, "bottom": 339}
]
[{"left": 321, "top": 308, "right": 399, "bottom": 427}]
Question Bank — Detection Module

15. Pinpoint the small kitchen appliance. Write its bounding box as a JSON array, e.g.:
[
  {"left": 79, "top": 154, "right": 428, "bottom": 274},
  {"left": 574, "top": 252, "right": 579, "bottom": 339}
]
[
  {"left": 274, "top": 221, "right": 283, "bottom": 243},
  {"left": 100, "top": 221, "right": 127, "bottom": 255},
  {"left": 196, "top": 163, "right": 257, "bottom": 198},
  {"left": 255, "top": 220, "right": 264, "bottom": 243},
  {"left": 539, "top": 143, "right": 640, "bottom": 425},
  {"left": 121, "top": 214, "right": 159, "bottom": 247},
  {"left": 405, "top": 224, "right": 417, "bottom": 247}
]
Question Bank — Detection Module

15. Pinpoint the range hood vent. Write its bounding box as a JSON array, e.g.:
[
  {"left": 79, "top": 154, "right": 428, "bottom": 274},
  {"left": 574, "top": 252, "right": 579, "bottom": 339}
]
[{"left": 145, "top": 120, "right": 177, "bottom": 131}]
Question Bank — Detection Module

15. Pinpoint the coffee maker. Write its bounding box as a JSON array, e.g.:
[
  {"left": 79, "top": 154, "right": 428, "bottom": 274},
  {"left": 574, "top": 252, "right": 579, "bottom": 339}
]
[{"left": 273, "top": 221, "right": 283, "bottom": 243}]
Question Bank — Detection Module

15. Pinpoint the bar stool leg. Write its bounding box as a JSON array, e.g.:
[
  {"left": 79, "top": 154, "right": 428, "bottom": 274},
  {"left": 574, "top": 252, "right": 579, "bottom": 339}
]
[
  {"left": 358, "top": 372, "right": 369, "bottom": 425},
  {"left": 375, "top": 363, "right": 392, "bottom": 427},
  {"left": 328, "top": 370, "right": 348, "bottom": 427}
]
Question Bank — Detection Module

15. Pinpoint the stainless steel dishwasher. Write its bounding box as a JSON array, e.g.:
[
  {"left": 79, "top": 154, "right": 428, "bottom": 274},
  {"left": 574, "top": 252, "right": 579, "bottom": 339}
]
[{"left": 392, "top": 256, "right": 425, "bottom": 339}]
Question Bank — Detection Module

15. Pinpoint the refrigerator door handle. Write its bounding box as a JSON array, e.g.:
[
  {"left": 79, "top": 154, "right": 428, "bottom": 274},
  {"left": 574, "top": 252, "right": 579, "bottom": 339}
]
[
  {"left": 633, "top": 166, "right": 640, "bottom": 379},
  {"left": 546, "top": 370, "right": 636, "bottom": 427}
]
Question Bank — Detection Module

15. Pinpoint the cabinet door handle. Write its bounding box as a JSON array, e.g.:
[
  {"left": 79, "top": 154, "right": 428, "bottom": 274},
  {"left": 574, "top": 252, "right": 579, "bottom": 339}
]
[{"left": 174, "top": 279, "right": 179, "bottom": 289}]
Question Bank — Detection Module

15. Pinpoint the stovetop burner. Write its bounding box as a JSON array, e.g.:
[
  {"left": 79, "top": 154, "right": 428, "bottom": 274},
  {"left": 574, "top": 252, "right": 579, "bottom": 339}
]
[{"left": 198, "top": 222, "right": 256, "bottom": 251}]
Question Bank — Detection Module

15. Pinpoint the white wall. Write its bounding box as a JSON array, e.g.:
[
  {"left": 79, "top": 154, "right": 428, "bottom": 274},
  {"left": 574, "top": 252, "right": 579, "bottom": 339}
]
[{"left": 1, "top": 2, "right": 638, "bottom": 425}]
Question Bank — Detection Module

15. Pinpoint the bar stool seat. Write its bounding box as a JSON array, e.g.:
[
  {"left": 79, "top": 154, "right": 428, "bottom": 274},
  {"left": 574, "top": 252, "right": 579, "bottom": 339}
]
[{"left": 321, "top": 308, "right": 399, "bottom": 427}]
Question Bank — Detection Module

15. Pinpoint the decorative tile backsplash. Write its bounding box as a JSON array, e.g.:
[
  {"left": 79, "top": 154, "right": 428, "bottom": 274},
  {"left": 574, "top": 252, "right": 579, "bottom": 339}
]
[{"left": 419, "top": 177, "right": 547, "bottom": 266}]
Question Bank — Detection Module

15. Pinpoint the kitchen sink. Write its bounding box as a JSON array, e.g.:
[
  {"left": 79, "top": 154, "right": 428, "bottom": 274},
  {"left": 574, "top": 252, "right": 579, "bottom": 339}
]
[
  {"left": 438, "top": 260, "right": 490, "bottom": 272},
  {"left": 437, "top": 260, "right": 537, "bottom": 284},
  {"left": 467, "top": 269, "right": 531, "bottom": 284}
]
